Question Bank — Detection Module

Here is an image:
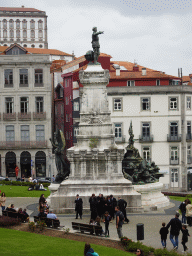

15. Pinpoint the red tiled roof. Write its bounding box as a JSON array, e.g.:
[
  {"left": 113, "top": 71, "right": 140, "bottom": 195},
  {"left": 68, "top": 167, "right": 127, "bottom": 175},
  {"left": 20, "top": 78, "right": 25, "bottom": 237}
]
[
  {"left": 0, "top": 7, "right": 43, "bottom": 12},
  {"left": 183, "top": 76, "right": 190, "bottom": 82}
]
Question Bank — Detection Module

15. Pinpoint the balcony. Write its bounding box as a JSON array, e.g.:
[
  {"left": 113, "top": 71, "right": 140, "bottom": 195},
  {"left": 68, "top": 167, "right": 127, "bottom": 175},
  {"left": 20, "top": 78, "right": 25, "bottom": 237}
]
[
  {"left": 114, "top": 135, "right": 126, "bottom": 143},
  {"left": 3, "top": 112, "right": 16, "bottom": 121},
  {"left": 18, "top": 112, "right": 31, "bottom": 121},
  {"left": 186, "top": 133, "right": 192, "bottom": 142},
  {"left": 33, "top": 112, "right": 46, "bottom": 120},
  {"left": 139, "top": 135, "right": 153, "bottom": 143},
  {"left": 167, "top": 134, "right": 181, "bottom": 142},
  {"left": 170, "top": 158, "right": 179, "bottom": 165},
  {"left": 0, "top": 141, "right": 47, "bottom": 149}
]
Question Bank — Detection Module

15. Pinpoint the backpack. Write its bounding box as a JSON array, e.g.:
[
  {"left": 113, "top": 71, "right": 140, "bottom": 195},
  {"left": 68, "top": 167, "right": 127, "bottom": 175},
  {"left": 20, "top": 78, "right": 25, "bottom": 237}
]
[{"left": 119, "top": 211, "right": 125, "bottom": 221}]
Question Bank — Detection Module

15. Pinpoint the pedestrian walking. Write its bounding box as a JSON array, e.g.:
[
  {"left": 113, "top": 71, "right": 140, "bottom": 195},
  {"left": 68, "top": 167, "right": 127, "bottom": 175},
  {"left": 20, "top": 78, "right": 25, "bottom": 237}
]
[
  {"left": 75, "top": 194, "right": 83, "bottom": 219},
  {"left": 52, "top": 175, "right": 55, "bottom": 183},
  {"left": 159, "top": 222, "right": 169, "bottom": 248},
  {"left": 166, "top": 212, "right": 182, "bottom": 250},
  {"left": 104, "top": 211, "right": 111, "bottom": 237},
  {"left": 117, "top": 197, "right": 129, "bottom": 223},
  {"left": 115, "top": 206, "right": 124, "bottom": 239},
  {"left": 186, "top": 199, "right": 192, "bottom": 227},
  {"left": 181, "top": 224, "right": 190, "bottom": 252},
  {"left": 179, "top": 199, "right": 187, "bottom": 224}
]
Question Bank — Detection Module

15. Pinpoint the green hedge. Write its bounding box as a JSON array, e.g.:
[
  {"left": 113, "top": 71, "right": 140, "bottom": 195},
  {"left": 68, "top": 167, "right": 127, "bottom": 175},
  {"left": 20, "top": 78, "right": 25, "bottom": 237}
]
[
  {"left": 121, "top": 237, "right": 192, "bottom": 256},
  {"left": 0, "top": 181, "right": 50, "bottom": 187}
]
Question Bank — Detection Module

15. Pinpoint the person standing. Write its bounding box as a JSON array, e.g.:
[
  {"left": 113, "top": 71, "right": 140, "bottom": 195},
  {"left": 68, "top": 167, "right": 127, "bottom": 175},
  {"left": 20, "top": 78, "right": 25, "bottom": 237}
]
[
  {"left": 75, "top": 194, "right": 83, "bottom": 219},
  {"left": 110, "top": 194, "right": 117, "bottom": 219},
  {"left": 166, "top": 212, "right": 182, "bottom": 250},
  {"left": 52, "top": 175, "right": 55, "bottom": 183},
  {"left": 115, "top": 206, "right": 124, "bottom": 239},
  {"left": 15, "top": 165, "right": 19, "bottom": 180},
  {"left": 89, "top": 194, "right": 98, "bottom": 220},
  {"left": 179, "top": 199, "right": 187, "bottom": 224},
  {"left": 186, "top": 199, "right": 192, "bottom": 227},
  {"left": 104, "top": 211, "right": 111, "bottom": 237},
  {"left": 117, "top": 197, "right": 129, "bottom": 223},
  {"left": 159, "top": 222, "right": 169, "bottom": 248},
  {"left": 181, "top": 224, "right": 190, "bottom": 252},
  {"left": 0, "top": 192, "right": 6, "bottom": 212}
]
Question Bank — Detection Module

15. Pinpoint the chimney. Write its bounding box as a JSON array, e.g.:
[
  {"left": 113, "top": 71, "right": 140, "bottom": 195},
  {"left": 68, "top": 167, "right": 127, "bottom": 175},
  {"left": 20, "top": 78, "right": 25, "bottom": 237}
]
[
  {"left": 21, "top": 5, "right": 25, "bottom": 8},
  {"left": 142, "top": 68, "right": 146, "bottom": 76}
]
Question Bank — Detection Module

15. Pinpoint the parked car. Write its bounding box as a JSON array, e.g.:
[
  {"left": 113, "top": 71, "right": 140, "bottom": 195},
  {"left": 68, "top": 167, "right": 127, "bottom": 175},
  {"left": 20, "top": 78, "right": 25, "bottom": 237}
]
[
  {"left": 0, "top": 176, "right": 11, "bottom": 181},
  {"left": 37, "top": 177, "right": 51, "bottom": 183}
]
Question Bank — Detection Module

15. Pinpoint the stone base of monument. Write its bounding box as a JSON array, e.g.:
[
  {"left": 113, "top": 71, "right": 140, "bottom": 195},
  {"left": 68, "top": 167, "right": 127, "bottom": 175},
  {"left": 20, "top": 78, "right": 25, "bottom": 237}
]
[
  {"left": 47, "top": 176, "right": 143, "bottom": 214},
  {"left": 134, "top": 182, "right": 170, "bottom": 211}
]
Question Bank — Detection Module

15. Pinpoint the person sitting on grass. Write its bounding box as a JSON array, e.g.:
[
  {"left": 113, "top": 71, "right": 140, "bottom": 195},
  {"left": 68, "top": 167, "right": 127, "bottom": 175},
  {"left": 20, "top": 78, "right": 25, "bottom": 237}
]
[{"left": 84, "top": 243, "right": 99, "bottom": 256}]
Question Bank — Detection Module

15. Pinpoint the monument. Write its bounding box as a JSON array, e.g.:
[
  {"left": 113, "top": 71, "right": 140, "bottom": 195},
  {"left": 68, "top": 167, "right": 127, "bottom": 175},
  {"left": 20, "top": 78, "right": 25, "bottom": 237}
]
[
  {"left": 48, "top": 28, "right": 169, "bottom": 213},
  {"left": 48, "top": 27, "right": 142, "bottom": 213}
]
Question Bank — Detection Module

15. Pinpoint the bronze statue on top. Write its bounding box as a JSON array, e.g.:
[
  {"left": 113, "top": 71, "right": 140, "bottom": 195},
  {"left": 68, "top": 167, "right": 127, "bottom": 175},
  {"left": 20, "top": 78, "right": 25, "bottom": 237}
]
[
  {"left": 122, "top": 121, "right": 163, "bottom": 184},
  {"left": 85, "top": 27, "right": 104, "bottom": 64},
  {"left": 50, "top": 130, "right": 70, "bottom": 183}
]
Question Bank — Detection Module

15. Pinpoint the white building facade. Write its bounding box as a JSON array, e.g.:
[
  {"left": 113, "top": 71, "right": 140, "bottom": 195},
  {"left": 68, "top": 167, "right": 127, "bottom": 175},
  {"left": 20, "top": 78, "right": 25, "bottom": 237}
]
[
  {"left": 0, "top": 7, "right": 48, "bottom": 49},
  {"left": 0, "top": 45, "right": 53, "bottom": 179},
  {"left": 108, "top": 85, "right": 192, "bottom": 192}
]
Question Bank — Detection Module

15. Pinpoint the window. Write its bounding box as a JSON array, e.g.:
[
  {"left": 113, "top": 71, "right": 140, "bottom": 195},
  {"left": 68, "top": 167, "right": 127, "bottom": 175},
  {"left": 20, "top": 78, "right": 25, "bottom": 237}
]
[
  {"left": 16, "top": 20, "right": 20, "bottom": 29},
  {"left": 23, "top": 30, "right": 27, "bottom": 38},
  {"left": 171, "top": 169, "right": 179, "bottom": 187},
  {"left": 142, "top": 123, "right": 150, "bottom": 138},
  {"left": 5, "top": 97, "right": 14, "bottom": 113},
  {"left": 38, "top": 20, "right": 43, "bottom": 29},
  {"left": 3, "top": 20, "right": 7, "bottom": 29},
  {"left": 127, "top": 80, "right": 135, "bottom": 87},
  {"left": 74, "top": 127, "right": 79, "bottom": 137},
  {"left": 19, "top": 69, "right": 28, "bottom": 85},
  {"left": 30, "top": 20, "right": 35, "bottom": 29},
  {"left": 36, "top": 97, "right": 44, "bottom": 113},
  {"left": 170, "top": 146, "right": 178, "bottom": 161},
  {"left": 170, "top": 97, "right": 178, "bottom": 110},
  {"left": 10, "top": 30, "right": 14, "bottom": 38},
  {"left": 74, "top": 101, "right": 79, "bottom": 111},
  {"left": 31, "top": 30, "right": 35, "bottom": 38},
  {"left": 141, "top": 97, "right": 150, "bottom": 111},
  {"left": 38, "top": 30, "right": 43, "bottom": 38},
  {"left": 3, "top": 30, "right": 7, "bottom": 38},
  {"left": 170, "top": 122, "right": 178, "bottom": 137},
  {"left": 4, "top": 69, "right": 13, "bottom": 85},
  {"left": 61, "top": 104, "right": 64, "bottom": 115},
  {"left": 115, "top": 123, "right": 122, "bottom": 138},
  {"left": 66, "top": 96, "right": 69, "bottom": 105},
  {"left": 66, "top": 114, "right": 69, "bottom": 122},
  {"left": 35, "top": 69, "right": 43, "bottom": 85},
  {"left": 23, "top": 20, "right": 27, "bottom": 29},
  {"left": 36, "top": 125, "right": 45, "bottom": 141},
  {"left": 39, "top": 44, "right": 43, "bottom": 48},
  {"left": 143, "top": 146, "right": 150, "bottom": 162},
  {"left": 16, "top": 30, "right": 20, "bottom": 38},
  {"left": 9, "top": 20, "right": 14, "bottom": 29},
  {"left": 21, "top": 125, "right": 30, "bottom": 141},
  {"left": 187, "top": 97, "right": 191, "bottom": 110},
  {"left": 156, "top": 79, "right": 160, "bottom": 86},
  {"left": 113, "top": 98, "right": 122, "bottom": 111},
  {"left": 187, "top": 121, "right": 191, "bottom": 135},
  {"left": 65, "top": 80, "right": 69, "bottom": 87},
  {"left": 12, "top": 48, "right": 19, "bottom": 55},
  {"left": 6, "top": 125, "right": 14, "bottom": 141},
  {"left": 187, "top": 145, "right": 191, "bottom": 164},
  {"left": 20, "top": 97, "right": 29, "bottom": 113}
]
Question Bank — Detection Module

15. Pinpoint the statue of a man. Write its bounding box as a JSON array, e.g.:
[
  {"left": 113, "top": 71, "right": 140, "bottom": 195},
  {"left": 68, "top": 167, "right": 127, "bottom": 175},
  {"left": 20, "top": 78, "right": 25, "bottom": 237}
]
[{"left": 92, "top": 27, "right": 104, "bottom": 64}]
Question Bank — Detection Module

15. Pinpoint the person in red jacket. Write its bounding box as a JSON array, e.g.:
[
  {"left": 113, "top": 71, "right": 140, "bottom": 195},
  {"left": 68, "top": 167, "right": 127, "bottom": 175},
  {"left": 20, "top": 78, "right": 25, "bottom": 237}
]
[{"left": 15, "top": 166, "right": 19, "bottom": 180}]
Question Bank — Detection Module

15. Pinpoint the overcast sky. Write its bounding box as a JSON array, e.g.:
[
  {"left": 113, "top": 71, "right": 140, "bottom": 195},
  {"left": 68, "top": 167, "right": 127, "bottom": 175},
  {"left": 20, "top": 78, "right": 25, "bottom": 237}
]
[{"left": 2, "top": 0, "right": 192, "bottom": 76}]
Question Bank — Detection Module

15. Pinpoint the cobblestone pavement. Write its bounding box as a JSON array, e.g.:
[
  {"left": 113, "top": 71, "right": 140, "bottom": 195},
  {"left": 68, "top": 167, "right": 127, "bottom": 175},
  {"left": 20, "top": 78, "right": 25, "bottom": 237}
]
[{"left": 4, "top": 197, "right": 192, "bottom": 254}]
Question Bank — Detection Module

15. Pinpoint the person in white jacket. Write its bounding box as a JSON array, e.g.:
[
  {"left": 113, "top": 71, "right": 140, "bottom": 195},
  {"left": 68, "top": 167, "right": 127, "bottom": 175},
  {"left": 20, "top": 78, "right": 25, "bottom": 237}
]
[{"left": 186, "top": 199, "right": 192, "bottom": 227}]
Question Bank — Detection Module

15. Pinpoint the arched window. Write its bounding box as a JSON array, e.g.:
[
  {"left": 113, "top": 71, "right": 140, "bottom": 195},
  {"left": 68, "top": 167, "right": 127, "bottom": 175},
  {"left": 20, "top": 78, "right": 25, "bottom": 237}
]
[
  {"left": 38, "top": 20, "right": 43, "bottom": 29},
  {"left": 3, "top": 30, "right": 7, "bottom": 38},
  {"left": 16, "top": 30, "right": 20, "bottom": 38},
  {"left": 38, "top": 30, "right": 43, "bottom": 38},
  {"left": 10, "top": 30, "right": 14, "bottom": 38},
  {"left": 31, "top": 30, "right": 35, "bottom": 38},
  {"left": 30, "top": 19, "right": 35, "bottom": 29},
  {"left": 31, "top": 44, "right": 35, "bottom": 48},
  {"left": 23, "top": 44, "right": 27, "bottom": 47},
  {"left": 22, "top": 19, "right": 27, "bottom": 29},
  {"left": 39, "top": 44, "right": 43, "bottom": 48},
  {"left": 16, "top": 19, "right": 20, "bottom": 29},
  {"left": 23, "top": 30, "right": 27, "bottom": 38},
  {"left": 3, "top": 19, "right": 7, "bottom": 29},
  {"left": 9, "top": 19, "right": 14, "bottom": 29}
]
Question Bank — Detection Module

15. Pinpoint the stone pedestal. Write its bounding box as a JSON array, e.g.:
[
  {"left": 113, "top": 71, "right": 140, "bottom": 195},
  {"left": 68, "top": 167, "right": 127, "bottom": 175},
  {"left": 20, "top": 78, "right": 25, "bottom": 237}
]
[{"left": 48, "top": 63, "right": 143, "bottom": 213}]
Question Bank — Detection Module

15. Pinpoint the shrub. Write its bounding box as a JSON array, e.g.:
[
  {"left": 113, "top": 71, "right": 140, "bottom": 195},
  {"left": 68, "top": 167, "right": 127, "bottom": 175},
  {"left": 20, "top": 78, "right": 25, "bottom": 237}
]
[
  {"left": 36, "top": 220, "right": 47, "bottom": 231},
  {"left": 29, "top": 221, "right": 36, "bottom": 232},
  {"left": 63, "top": 227, "right": 70, "bottom": 234},
  {"left": 0, "top": 216, "right": 20, "bottom": 227},
  {"left": 89, "top": 137, "right": 99, "bottom": 149}
]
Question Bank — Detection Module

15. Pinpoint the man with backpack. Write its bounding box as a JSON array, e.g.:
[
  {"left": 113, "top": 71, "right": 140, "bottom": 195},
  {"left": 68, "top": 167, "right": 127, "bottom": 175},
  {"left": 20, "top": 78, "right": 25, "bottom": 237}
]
[{"left": 115, "top": 206, "right": 124, "bottom": 238}]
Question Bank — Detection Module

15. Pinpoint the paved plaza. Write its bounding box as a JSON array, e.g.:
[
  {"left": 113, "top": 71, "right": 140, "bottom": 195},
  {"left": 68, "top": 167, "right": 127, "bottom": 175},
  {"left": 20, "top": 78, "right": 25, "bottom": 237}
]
[{"left": 5, "top": 197, "right": 192, "bottom": 254}]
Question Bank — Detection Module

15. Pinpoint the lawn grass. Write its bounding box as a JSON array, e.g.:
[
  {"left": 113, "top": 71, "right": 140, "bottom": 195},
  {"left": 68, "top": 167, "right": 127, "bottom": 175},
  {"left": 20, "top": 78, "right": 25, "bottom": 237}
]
[
  {"left": 169, "top": 196, "right": 189, "bottom": 201},
  {"left": 0, "top": 185, "right": 50, "bottom": 197},
  {"left": 0, "top": 228, "right": 134, "bottom": 256}
]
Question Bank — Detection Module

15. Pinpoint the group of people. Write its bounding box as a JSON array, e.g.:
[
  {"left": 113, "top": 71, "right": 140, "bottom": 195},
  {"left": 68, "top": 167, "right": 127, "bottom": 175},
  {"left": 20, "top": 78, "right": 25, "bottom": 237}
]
[
  {"left": 5, "top": 203, "right": 29, "bottom": 222},
  {"left": 38, "top": 194, "right": 58, "bottom": 220},
  {"left": 179, "top": 198, "right": 192, "bottom": 226},
  {"left": 160, "top": 212, "right": 190, "bottom": 252}
]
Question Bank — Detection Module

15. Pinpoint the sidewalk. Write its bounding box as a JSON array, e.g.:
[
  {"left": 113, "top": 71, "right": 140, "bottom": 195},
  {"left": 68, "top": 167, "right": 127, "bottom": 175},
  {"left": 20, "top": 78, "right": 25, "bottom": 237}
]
[{"left": 5, "top": 197, "right": 192, "bottom": 254}]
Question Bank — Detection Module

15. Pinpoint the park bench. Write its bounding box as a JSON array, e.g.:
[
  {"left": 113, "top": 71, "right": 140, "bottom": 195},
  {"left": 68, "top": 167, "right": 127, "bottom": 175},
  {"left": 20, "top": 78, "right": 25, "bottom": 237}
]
[
  {"left": 72, "top": 222, "right": 103, "bottom": 236},
  {"left": 33, "top": 216, "right": 60, "bottom": 228},
  {"left": 2, "top": 210, "right": 27, "bottom": 222}
]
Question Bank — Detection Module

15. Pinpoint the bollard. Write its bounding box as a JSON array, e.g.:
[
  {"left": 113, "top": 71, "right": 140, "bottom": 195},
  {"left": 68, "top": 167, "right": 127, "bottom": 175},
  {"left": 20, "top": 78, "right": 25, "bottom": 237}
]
[{"left": 137, "top": 223, "right": 144, "bottom": 240}]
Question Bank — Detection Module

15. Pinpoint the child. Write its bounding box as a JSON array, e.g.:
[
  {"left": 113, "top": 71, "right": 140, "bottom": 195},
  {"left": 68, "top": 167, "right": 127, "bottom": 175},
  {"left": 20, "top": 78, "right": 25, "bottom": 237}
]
[
  {"left": 104, "top": 211, "right": 111, "bottom": 237},
  {"left": 181, "top": 224, "right": 190, "bottom": 252},
  {"left": 159, "top": 222, "right": 169, "bottom": 248}
]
